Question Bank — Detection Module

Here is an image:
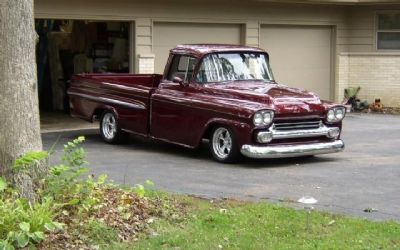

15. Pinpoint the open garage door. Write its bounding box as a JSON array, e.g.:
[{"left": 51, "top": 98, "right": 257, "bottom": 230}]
[
  {"left": 35, "top": 20, "right": 132, "bottom": 132},
  {"left": 260, "top": 25, "right": 333, "bottom": 100},
  {"left": 154, "top": 22, "right": 242, "bottom": 73}
]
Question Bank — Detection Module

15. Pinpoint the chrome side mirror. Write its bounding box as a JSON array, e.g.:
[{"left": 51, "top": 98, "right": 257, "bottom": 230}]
[{"left": 172, "top": 77, "right": 188, "bottom": 87}]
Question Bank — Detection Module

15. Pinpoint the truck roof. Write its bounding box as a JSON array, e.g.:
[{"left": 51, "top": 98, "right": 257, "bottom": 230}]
[{"left": 170, "top": 44, "right": 266, "bottom": 57}]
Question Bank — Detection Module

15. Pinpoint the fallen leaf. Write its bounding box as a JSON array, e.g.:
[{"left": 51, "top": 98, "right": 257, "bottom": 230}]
[{"left": 327, "top": 220, "right": 336, "bottom": 226}]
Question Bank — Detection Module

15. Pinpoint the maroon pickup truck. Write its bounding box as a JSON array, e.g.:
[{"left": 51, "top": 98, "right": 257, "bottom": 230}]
[{"left": 68, "top": 44, "right": 345, "bottom": 163}]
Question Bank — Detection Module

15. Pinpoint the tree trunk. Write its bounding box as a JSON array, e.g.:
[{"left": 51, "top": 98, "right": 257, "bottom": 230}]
[{"left": 0, "top": 0, "right": 45, "bottom": 202}]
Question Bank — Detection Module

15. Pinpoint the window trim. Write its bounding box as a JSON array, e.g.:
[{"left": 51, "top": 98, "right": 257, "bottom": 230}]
[{"left": 376, "top": 12, "right": 400, "bottom": 51}]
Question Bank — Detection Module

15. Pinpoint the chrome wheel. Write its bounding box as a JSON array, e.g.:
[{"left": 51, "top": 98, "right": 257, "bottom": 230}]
[
  {"left": 212, "top": 127, "right": 233, "bottom": 159},
  {"left": 102, "top": 113, "right": 117, "bottom": 140}
]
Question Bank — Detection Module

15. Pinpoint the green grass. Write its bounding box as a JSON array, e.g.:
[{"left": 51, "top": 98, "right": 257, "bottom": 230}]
[
  {"left": 81, "top": 219, "right": 120, "bottom": 247},
  {"left": 126, "top": 197, "right": 400, "bottom": 250}
]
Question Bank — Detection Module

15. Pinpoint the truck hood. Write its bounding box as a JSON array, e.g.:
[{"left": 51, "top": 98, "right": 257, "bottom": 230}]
[{"left": 204, "top": 81, "right": 325, "bottom": 116}]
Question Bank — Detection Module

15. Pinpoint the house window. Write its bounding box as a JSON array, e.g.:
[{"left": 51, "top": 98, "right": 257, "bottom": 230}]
[{"left": 377, "top": 13, "right": 400, "bottom": 50}]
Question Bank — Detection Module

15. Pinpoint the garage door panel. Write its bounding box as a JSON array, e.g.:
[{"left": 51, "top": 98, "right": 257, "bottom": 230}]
[
  {"left": 261, "top": 25, "right": 332, "bottom": 100},
  {"left": 154, "top": 22, "right": 241, "bottom": 73}
]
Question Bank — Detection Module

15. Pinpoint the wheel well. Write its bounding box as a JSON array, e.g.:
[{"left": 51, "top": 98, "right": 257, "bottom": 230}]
[
  {"left": 92, "top": 108, "right": 105, "bottom": 121},
  {"left": 203, "top": 123, "right": 224, "bottom": 140}
]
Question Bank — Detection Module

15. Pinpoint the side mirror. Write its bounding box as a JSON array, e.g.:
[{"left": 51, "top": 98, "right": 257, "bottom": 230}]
[{"left": 172, "top": 76, "right": 188, "bottom": 87}]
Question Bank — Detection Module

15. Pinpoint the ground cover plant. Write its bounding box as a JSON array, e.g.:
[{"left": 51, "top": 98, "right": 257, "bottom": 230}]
[
  {"left": 0, "top": 137, "right": 399, "bottom": 249},
  {"left": 0, "top": 137, "right": 175, "bottom": 249}
]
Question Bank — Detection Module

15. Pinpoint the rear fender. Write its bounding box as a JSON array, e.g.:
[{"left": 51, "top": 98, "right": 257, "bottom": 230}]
[{"left": 93, "top": 105, "right": 119, "bottom": 121}]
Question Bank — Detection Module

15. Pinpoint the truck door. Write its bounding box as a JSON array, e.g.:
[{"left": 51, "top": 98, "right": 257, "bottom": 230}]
[{"left": 150, "top": 54, "right": 198, "bottom": 147}]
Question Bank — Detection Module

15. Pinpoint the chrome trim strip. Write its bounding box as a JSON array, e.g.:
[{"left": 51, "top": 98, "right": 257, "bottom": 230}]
[
  {"left": 274, "top": 124, "right": 320, "bottom": 130},
  {"left": 270, "top": 125, "right": 339, "bottom": 139},
  {"left": 68, "top": 91, "right": 146, "bottom": 110},
  {"left": 102, "top": 82, "right": 150, "bottom": 94},
  {"left": 240, "top": 140, "right": 345, "bottom": 159},
  {"left": 275, "top": 120, "right": 320, "bottom": 126}
]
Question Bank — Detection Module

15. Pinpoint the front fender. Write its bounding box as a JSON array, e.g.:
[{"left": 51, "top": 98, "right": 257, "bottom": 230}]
[{"left": 198, "top": 118, "right": 253, "bottom": 147}]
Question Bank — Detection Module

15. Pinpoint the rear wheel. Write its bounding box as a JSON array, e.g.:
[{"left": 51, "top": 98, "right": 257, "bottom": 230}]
[
  {"left": 100, "top": 111, "right": 127, "bottom": 144},
  {"left": 209, "top": 126, "right": 240, "bottom": 163}
]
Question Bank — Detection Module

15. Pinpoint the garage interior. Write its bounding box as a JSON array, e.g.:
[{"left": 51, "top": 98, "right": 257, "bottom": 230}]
[{"left": 36, "top": 19, "right": 131, "bottom": 132}]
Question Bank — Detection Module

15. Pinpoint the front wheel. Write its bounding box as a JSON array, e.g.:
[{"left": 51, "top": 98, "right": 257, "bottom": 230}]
[
  {"left": 209, "top": 126, "right": 240, "bottom": 163},
  {"left": 100, "top": 111, "right": 127, "bottom": 144}
]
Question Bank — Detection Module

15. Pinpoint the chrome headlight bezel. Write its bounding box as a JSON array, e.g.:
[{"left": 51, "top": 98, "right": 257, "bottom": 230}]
[
  {"left": 326, "top": 107, "right": 346, "bottom": 123},
  {"left": 253, "top": 110, "right": 274, "bottom": 127}
]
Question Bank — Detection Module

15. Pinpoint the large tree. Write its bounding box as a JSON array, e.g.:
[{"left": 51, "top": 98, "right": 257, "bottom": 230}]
[{"left": 0, "top": 0, "right": 44, "bottom": 202}]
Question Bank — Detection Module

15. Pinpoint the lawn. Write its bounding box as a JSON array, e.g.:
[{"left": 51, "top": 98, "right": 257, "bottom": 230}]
[{"left": 126, "top": 196, "right": 399, "bottom": 250}]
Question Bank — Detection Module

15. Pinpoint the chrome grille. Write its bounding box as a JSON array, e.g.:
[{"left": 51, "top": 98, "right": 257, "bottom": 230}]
[{"left": 273, "top": 119, "right": 322, "bottom": 131}]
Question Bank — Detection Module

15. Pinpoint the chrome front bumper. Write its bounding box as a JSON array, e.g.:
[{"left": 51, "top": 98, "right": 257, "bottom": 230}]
[{"left": 240, "top": 140, "right": 345, "bottom": 159}]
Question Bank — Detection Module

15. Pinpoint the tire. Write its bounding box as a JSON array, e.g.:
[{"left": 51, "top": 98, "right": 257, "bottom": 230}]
[
  {"left": 209, "top": 126, "right": 240, "bottom": 163},
  {"left": 299, "top": 155, "right": 315, "bottom": 159},
  {"left": 100, "top": 111, "right": 127, "bottom": 144}
]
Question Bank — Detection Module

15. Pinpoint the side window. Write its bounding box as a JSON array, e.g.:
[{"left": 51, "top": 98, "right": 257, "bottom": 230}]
[
  {"left": 167, "top": 55, "right": 197, "bottom": 83},
  {"left": 377, "top": 13, "right": 400, "bottom": 50}
]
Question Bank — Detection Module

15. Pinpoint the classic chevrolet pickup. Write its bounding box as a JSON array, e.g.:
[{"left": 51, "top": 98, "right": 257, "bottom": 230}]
[{"left": 68, "top": 44, "right": 345, "bottom": 163}]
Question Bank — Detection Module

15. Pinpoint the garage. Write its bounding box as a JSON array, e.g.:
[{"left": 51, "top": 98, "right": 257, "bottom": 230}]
[
  {"left": 260, "top": 25, "right": 333, "bottom": 100},
  {"left": 36, "top": 20, "right": 132, "bottom": 112},
  {"left": 35, "top": 20, "right": 132, "bottom": 131},
  {"left": 153, "top": 22, "right": 242, "bottom": 73}
]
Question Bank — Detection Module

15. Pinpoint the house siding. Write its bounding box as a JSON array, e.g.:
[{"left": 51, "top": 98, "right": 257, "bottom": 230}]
[{"left": 336, "top": 5, "right": 400, "bottom": 106}]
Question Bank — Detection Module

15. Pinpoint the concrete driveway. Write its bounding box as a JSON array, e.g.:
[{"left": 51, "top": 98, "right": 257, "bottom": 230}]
[{"left": 42, "top": 113, "right": 400, "bottom": 221}]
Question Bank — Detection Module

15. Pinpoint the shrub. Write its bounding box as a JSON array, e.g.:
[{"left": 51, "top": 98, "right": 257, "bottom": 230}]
[
  {"left": 0, "top": 136, "right": 153, "bottom": 249},
  {"left": 0, "top": 187, "right": 62, "bottom": 249},
  {"left": 0, "top": 136, "right": 91, "bottom": 249}
]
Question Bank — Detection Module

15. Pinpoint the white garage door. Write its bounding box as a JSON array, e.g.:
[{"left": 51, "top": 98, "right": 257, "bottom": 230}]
[
  {"left": 260, "top": 25, "right": 333, "bottom": 100},
  {"left": 154, "top": 22, "right": 242, "bottom": 73}
]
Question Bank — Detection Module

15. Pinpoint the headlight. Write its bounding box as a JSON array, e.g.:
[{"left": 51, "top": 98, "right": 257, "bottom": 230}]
[
  {"left": 335, "top": 108, "right": 344, "bottom": 120},
  {"left": 327, "top": 110, "right": 335, "bottom": 121},
  {"left": 327, "top": 107, "right": 346, "bottom": 123},
  {"left": 253, "top": 110, "right": 274, "bottom": 126}
]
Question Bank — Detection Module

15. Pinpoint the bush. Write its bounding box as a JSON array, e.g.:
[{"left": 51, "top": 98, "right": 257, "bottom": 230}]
[
  {"left": 0, "top": 196, "right": 62, "bottom": 249},
  {"left": 0, "top": 136, "right": 156, "bottom": 249},
  {"left": 0, "top": 136, "right": 93, "bottom": 249}
]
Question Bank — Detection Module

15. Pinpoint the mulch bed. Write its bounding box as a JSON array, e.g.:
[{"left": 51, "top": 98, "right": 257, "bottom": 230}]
[{"left": 38, "top": 187, "right": 182, "bottom": 250}]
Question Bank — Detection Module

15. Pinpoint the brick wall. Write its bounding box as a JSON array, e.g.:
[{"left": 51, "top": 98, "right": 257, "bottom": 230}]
[
  {"left": 338, "top": 53, "right": 400, "bottom": 107},
  {"left": 138, "top": 54, "right": 155, "bottom": 74}
]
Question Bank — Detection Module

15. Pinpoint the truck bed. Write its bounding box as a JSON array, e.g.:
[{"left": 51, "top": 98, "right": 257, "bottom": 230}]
[{"left": 68, "top": 73, "right": 162, "bottom": 136}]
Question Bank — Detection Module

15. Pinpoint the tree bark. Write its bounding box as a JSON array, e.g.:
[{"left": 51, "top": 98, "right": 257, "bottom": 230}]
[{"left": 0, "top": 0, "right": 45, "bottom": 202}]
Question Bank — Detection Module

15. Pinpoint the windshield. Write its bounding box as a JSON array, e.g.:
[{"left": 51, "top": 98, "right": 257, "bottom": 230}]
[{"left": 195, "top": 53, "right": 274, "bottom": 83}]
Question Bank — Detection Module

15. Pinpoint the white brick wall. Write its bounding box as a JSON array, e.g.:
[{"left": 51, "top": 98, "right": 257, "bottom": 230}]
[
  {"left": 337, "top": 53, "right": 400, "bottom": 107},
  {"left": 138, "top": 54, "right": 155, "bottom": 74},
  {"left": 336, "top": 54, "right": 349, "bottom": 103}
]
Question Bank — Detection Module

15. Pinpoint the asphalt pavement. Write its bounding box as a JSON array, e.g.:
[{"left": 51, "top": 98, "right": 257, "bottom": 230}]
[{"left": 42, "top": 113, "right": 400, "bottom": 221}]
